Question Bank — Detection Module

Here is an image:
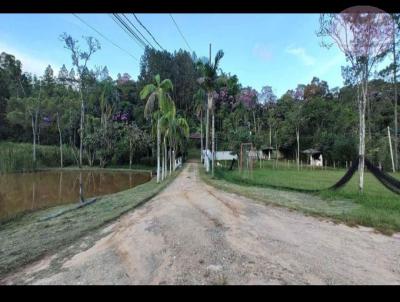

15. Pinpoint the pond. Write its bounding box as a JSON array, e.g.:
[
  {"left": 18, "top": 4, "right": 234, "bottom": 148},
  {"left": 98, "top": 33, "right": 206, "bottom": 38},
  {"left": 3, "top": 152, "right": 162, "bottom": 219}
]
[{"left": 0, "top": 169, "right": 152, "bottom": 221}]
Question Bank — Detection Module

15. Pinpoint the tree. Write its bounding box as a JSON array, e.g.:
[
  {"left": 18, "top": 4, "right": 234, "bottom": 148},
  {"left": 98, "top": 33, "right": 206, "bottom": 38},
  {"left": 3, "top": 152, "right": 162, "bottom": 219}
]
[
  {"left": 162, "top": 102, "right": 189, "bottom": 175},
  {"left": 378, "top": 14, "right": 400, "bottom": 170},
  {"left": 0, "top": 52, "right": 29, "bottom": 139},
  {"left": 318, "top": 8, "right": 394, "bottom": 192},
  {"left": 60, "top": 33, "right": 101, "bottom": 203},
  {"left": 197, "top": 49, "right": 224, "bottom": 176},
  {"left": 194, "top": 88, "right": 206, "bottom": 162},
  {"left": 140, "top": 74, "right": 174, "bottom": 183},
  {"left": 7, "top": 80, "right": 42, "bottom": 168},
  {"left": 259, "top": 85, "right": 277, "bottom": 104}
]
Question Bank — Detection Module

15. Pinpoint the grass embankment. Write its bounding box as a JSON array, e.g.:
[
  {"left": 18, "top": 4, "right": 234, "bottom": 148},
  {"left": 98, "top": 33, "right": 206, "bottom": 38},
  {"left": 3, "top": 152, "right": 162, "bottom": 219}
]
[
  {"left": 201, "top": 160, "right": 400, "bottom": 234},
  {"left": 0, "top": 167, "right": 181, "bottom": 277}
]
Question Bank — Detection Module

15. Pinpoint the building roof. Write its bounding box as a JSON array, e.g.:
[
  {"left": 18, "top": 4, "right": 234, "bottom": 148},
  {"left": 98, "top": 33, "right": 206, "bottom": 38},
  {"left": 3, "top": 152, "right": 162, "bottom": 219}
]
[
  {"left": 189, "top": 132, "right": 201, "bottom": 139},
  {"left": 302, "top": 148, "right": 321, "bottom": 155}
]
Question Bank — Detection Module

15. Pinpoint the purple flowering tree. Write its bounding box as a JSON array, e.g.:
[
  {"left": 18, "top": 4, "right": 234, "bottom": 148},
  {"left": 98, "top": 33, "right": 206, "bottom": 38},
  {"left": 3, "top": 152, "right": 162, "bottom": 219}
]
[{"left": 318, "top": 7, "right": 394, "bottom": 192}]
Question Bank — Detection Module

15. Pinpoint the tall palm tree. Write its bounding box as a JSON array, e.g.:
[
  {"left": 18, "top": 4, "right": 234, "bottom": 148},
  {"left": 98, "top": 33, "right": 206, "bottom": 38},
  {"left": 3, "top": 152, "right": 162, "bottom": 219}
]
[
  {"left": 159, "top": 98, "right": 176, "bottom": 179},
  {"left": 197, "top": 50, "right": 224, "bottom": 176},
  {"left": 193, "top": 88, "right": 206, "bottom": 163},
  {"left": 140, "top": 74, "right": 173, "bottom": 183},
  {"left": 161, "top": 101, "right": 189, "bottom": 175}
]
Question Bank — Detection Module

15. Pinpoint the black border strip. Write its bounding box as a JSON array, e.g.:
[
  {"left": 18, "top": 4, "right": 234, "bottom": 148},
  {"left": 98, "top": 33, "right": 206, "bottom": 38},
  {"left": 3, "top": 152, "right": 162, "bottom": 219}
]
[{"left": 0, "top": 0, "right": 399, "bottom": 13}]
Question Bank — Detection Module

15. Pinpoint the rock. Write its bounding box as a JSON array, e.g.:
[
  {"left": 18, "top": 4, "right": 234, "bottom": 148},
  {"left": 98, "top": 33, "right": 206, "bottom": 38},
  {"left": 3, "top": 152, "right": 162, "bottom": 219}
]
[{"left": 206, "top": 265, "right": 222, "bottom": 272}]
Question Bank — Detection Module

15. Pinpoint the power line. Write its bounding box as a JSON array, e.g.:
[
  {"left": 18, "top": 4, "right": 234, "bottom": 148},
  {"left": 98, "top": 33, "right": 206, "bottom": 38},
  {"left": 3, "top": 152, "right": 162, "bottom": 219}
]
[
  {"left": 132, "top": 13, "right": 165, "bottom": 51},
  {"left": 169, "top": 14, "right": 192, "bottom": 52},
  {"left": 121, "top": 14, "right": 155, "bottom": 49},
  {"left": 109, "top": 14, "right": 146, "bottom": 50},
  {"left": 112, "top": 13, "right": 147, "bottom": 49},
  {"left": 72, "top": 14, "right": 138, "bottom": 61}
]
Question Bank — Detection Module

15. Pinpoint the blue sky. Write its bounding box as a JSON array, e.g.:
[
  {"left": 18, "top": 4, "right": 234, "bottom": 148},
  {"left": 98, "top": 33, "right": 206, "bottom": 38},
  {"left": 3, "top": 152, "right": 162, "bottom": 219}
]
[{"left": 0, "top": 13, "right": 360, "bottom": 97}]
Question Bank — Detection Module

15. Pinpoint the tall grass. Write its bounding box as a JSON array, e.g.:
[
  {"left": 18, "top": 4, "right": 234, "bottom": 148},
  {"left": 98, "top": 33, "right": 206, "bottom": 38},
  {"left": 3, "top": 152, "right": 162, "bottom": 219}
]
[{"left": 0, "top": 142, "right": 76, "bottom": 173}]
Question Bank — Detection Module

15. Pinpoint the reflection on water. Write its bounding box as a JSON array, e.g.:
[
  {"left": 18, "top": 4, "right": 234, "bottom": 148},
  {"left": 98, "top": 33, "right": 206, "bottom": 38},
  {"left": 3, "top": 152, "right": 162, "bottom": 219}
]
[{"left": 0, "top": 170, "right": 151, "bottom": 221}]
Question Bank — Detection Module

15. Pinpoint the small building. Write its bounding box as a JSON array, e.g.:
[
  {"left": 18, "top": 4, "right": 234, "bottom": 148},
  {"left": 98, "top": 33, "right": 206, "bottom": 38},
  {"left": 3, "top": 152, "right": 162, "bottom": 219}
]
[
  {"left": 261, "top": 145, "right": 274, "bottom": 160},
  {"left": 215, "top": 151, "right": 237, "bottom": 161},
  {"left": 302, "top": 148, "right": 323, "bottom": 167}
]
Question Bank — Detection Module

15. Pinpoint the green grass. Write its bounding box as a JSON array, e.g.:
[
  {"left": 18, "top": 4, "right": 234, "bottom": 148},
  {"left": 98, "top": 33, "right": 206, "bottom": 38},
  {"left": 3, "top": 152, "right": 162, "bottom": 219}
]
[
  {"left": 205, "top": 160, "right": 400, "bottom": 234},
  {"left": 0, "top": 168, "right": 181, "bottom": 277},
  {"left": 187, "top": 146, "right": 200, "bottom": 160},
  {"left": 0, "top": 142, "right": 77, "bottom": 173}
]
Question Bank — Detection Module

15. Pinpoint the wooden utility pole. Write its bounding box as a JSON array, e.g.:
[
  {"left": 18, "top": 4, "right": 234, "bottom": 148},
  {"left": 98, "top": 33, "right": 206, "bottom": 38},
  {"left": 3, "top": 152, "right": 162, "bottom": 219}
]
[{"left": 388, "top": 126, "right": 396, "bottom": 172}]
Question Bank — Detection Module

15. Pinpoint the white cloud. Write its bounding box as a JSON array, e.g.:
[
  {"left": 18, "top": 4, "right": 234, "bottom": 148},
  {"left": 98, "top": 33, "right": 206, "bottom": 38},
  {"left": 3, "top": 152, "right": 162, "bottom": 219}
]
[
  {"left": 285, "top": 45, "right": 316, "bottom": 66},
  {"left": 0, "top": 41, "right": 60, "bottom": 76}
]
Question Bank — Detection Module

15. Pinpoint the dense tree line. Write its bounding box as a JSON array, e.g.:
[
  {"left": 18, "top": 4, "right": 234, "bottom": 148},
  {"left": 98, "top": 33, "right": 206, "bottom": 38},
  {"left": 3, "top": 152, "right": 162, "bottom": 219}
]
[{"left": 1, "top": 22, "right": 399, "bottom": 173}]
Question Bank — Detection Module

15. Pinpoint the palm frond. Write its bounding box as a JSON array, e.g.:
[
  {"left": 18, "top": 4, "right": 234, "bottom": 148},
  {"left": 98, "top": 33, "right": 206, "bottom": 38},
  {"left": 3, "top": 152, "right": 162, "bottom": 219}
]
[
  {"left": 160, "top": 79, "right": 173, "bottom": 92},
  {"left": 140, "top": 83, "right": 156, "bottom": 100},
  {"left": 144, "top": 92, "right": 157, "bottom": 118},
  {"left": 213, "top": 50, "right": 224, "bottom": 70},
  {"left": 154, "top": 74, "right": 161, "bottom": 86}
]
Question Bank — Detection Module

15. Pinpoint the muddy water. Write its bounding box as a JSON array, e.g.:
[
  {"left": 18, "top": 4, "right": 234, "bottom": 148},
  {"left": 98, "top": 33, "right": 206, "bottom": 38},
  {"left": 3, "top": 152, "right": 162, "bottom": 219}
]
[{"left": 0, "top": 170, "right": 151, "bottom": 221}]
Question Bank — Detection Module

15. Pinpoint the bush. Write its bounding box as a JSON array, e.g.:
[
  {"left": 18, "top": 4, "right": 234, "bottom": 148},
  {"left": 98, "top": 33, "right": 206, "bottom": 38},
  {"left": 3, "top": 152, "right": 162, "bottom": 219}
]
[
  {"left": 139, "top": 156, "right": 156, "bottom": 167},
  {"left": 0, "top": 142, "right": 77, "bottom": 173}
]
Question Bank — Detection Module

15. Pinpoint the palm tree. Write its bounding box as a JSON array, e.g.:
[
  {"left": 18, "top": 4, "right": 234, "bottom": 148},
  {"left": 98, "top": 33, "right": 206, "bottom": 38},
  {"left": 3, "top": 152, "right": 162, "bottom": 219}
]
[
  {"left": 161, "top": 101, "right": 189, "bottom": 175},
  {"left": 193, "top": 88, "right": 206, "bottom": 163},
  {"left": 197, "top": 50, "right": 224, "bottom": 176},
  {"left": 140, "top": 74, "right": 173, "bottom": 183},
  {"left": 159, "top": 98, "right": 176, "bottom": 180}
]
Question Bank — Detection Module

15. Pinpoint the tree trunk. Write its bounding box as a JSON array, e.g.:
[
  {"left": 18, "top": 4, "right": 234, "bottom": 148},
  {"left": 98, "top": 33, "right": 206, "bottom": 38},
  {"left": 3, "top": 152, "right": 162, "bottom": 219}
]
[
  {"left": 57, "top": 113, "right": 63, "bottom": 168},
  {"left": 212, "top": 109, "right": 215, "bottom": 177},
  {"left": 252, "top": 111, "right": 257, "bottom": 134},
  {"left": 269, "top": 126, "right": 272, "bottom": 146},
  {"left": 206, "top": 93, "right": 211, "bottom": 172},
  {"left": 275, "top": 131, "right": 278, "bottom": 169},
  {"left": 393, "top": 20, "right": 398, "bottom": 170},
  {"left": 164, "top": 136, "right": 168, "bottom": 178},
  {"left": 169, "top": 147, "right": 172, "bottom": 176},
  {"left": 359, "top": 76, "right": 367, "bottom": 193},
  {"left": 129, "top": 139, "right": 133, "bottom": 170},
  {"left": 200, "top": 110, "right": 203, "bottom": 163},
  {"left": 157, "top": 118, "right": 161, "bottom": 183},
  {"left": 296, "top": 127, "right": 300, "bottom": 171},
  {"left": 31, "top": 114, "right": 36, "bottom": 169},
  {"left": 79, "top": 94, "right": 84, "bottom": 169}
]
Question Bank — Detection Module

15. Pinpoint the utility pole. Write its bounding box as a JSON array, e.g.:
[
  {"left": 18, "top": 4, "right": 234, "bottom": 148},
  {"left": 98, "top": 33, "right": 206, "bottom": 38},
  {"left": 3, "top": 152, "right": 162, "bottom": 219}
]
[
  {"left": 205, "top": 43, "right": 211, "bottom": 172},
  {"left": 210, "top": 43, "right": 216, "bottom": 177},
  {"left": 388, "top": 126, "right": 396, "bottom": 172}
]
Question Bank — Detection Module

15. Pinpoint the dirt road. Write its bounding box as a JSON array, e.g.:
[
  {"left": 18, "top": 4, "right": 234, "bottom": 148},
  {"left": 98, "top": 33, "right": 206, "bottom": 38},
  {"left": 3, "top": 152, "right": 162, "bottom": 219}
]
[{"left": 4, "top": 163, "right": 400, "bottom": 284}]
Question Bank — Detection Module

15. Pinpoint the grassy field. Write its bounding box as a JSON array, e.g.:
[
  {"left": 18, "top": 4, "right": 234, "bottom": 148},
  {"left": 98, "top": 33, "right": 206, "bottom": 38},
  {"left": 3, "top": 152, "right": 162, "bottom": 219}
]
[
  {"left": 207, "top": 160, "right": 400, "bottom": 234},
  {"left": 0, "top": 167, "right": 181, "bottom": 277}
]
